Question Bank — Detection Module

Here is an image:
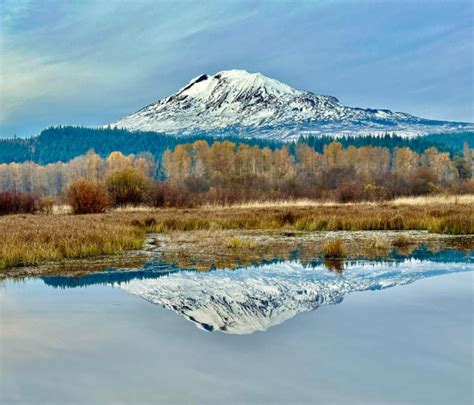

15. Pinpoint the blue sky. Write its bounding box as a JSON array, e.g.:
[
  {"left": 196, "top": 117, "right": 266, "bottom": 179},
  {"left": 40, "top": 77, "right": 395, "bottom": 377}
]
[{"left": 1, "top": 0, "right": 472, "bottom": 137}]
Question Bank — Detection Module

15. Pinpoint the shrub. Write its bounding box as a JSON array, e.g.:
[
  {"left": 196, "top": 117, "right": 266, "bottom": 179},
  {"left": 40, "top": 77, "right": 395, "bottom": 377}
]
[
  {"left": 323, "top": 238, "right": 346, "bottom": 258},
  {"left": 364, "top": 183, "right": 388, "bottom": 201},
  {"left": 66, "top": 179, "right": 111, "bottom": 214},
  {"left": 106, "top": 168, "right": 151, "bottom": 207},
  {"left": 150, "top": 182, "right": 195, "bottom": 208},
  {"left": 334, "top": 181, "right": 365, "bottom": 203},
  {"left": 0, "top": 191, "right": 41, "bottom": 215},
  {"left": 37, "top": 196, "right": 55, "bottom": 214},
  {"left": 451, "top": 178, "right": 474, "bottom": 194},
  {"left": 411, "top": 167, "right": 439, "bottom": 195}
]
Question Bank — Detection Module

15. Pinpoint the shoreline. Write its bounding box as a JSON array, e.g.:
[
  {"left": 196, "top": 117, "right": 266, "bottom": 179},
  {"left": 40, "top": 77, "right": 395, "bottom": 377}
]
[
  {"left": 1, "top": 229, "right": 472, "bottom": 279},
  {"left": 1, "top": 199, "right": 472, "bottom": 273}
]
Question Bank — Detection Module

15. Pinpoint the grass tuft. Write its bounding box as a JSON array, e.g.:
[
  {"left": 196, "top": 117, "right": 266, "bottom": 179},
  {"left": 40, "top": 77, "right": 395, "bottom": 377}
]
[
  {"left": 323, "top": 238, "right": 346, "bottom": 259},
  {"left": 392, "top": 235, "right": 415, "bottom": 247},
  {"left": 226, "top": 236, "right": 256, "bottom": 249},
  {"left": 364, "top": 238, "right": 391, "bottom": 250}
]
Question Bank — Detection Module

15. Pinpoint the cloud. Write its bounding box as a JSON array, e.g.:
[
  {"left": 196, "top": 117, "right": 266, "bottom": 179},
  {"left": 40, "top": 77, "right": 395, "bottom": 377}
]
[
  {"left": 1, "top": 0, "right": 262, "bottom": 134},
  {"left": 0, "top": 0, "right": 472, "bottom": 137}
]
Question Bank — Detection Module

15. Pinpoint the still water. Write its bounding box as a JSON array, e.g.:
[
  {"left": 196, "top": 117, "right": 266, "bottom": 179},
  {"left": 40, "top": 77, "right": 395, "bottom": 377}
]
[{"left": 1, "top": 247, "right": 473, "bottom": 404}]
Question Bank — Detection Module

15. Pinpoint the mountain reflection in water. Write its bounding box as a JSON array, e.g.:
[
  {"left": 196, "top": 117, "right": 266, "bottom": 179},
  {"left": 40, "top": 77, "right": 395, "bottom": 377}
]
[{"left": 39, "top": 247, "right": 473, "bottom": 335}]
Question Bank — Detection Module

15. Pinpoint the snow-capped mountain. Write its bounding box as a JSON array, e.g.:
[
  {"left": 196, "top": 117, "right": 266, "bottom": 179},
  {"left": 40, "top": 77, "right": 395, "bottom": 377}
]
[
  {"left": 115, "top": 259, "right": 471, "bottom": 335},
  {"left": 109, "top": 69, "right": 472, "bottom": 140}
]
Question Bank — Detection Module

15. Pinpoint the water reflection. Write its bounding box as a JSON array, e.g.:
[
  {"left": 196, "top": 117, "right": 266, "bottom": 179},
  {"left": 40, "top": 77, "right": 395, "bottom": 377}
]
[
  {"left": 117, "top": 258, "right": 472, "bottom": 334},
  {"left": 157, "top": 233, "right": 473, "bottom": 272},
  {"left": 39, "top": 245, "right": 473, "bottom": 289},
  {"left": 41, "top": 265, "right": 183, "bottom": 289},
  {"left": 323, "top": 258, "right": 345, "bottom": 274},
  {"left": 29, "top": 246, "right": 473, "bottom": 335}
]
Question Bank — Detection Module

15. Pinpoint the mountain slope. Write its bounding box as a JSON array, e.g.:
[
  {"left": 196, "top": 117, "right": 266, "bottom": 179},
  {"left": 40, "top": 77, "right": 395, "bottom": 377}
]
[{"left": 109, "top": 69, "right": 473, "bottom": 140}]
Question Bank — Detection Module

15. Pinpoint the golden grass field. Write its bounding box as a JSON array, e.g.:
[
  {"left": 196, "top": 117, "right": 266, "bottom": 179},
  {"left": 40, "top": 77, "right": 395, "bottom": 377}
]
[
  {"left": 201, "top": 194, "right": 474, "bottom": 209},
  {"left": 1, "top": 196, "right": 472, "bottom": 271}
]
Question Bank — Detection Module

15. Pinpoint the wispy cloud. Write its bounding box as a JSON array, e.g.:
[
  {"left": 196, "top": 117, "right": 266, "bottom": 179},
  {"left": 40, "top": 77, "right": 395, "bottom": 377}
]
[{"left": 0, "top": 0, "right": 472, "bottom": 137}]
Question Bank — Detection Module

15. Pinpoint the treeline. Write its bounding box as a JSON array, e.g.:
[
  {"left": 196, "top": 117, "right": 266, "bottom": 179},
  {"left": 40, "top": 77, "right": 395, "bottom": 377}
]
[
  {"left": 0, "top": 126, "right": 283, "bottom": 164},
  {"left": 159, "top": 140, "right": 473, "bottom": 204},
  {"left": 0, "top": 150, "right": 156, "bottom": 196},
  {"left": 1, "top": 141, "right": 472, "bottom": 208},
  {"left": 302, "top": 132, "right": 474, "bottom": 156},
  {"left": 1, "top": 126, "right": 472, "bottom": 165}
]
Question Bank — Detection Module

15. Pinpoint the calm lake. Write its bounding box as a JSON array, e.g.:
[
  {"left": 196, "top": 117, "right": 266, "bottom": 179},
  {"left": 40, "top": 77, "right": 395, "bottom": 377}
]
[{"left": 1, "top": 246, "right": 473, "bottom": 404}]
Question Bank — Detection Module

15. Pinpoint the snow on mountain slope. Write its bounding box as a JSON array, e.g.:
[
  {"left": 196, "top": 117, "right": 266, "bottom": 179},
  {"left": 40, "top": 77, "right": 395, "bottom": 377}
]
[
  {"left": 115, "top": 259, "right": 472, "bottom": 335},
  {"left": 109, "top": 70, "right": 473, "bottom": 140}
]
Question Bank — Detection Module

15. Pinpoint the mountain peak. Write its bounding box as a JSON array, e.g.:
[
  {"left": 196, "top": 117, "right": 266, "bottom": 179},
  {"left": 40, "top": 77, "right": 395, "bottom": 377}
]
[
  {"left": 176, "top": 69, "right": 300, "bottom": 102},
  {"left": 109, "top": 70, "right": 472, "bottom": 139}
]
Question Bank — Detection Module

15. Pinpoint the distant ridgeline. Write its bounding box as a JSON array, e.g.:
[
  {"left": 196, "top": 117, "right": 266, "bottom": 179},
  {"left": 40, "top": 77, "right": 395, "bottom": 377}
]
[{"left": 0, "top": 126, "right": 472, "bottom": 164}]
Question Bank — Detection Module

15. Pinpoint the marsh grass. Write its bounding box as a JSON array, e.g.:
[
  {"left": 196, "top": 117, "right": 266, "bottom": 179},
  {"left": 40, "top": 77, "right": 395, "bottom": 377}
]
[
  {"left": 0, "top": 215, "right": 145, "bottom": 270},
  {"left": 1, "top": 200, "right": 472, "bottom": 270},
  {"left": 362, "top": 237, "right": 392, "bottom": 258},
  {"left": 226, "top": 236, "right": 256, "bottom": 249},
  {"left": 390, "top": 195, "right": 474, "bottom": 206},
  {"left": 203, "top": 195, "right": 474, "bottom": 209},
  {"left": 392, "top": 235, "right": 416, "bottom": 247},
  {"left": 364, "top": 238, "right": 391, "bottom": 250},
  {"left": 123, "top": 204, "right": 473, "bottom": 235},
  {"left": 323, "top": 238, "right": 346, "bottom": 259}
]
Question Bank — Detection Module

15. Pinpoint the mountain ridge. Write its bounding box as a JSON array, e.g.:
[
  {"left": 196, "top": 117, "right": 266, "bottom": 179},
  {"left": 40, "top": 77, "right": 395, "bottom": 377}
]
[{"left": 109, "top": 69, "right": 473, "bottom": 140}]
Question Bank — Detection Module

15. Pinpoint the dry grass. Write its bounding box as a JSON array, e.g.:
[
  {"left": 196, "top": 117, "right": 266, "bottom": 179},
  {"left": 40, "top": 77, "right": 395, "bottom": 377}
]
[
  {"left": 201, "top": 194, "right": 474, "bottom": 209},
  {"left": 1, "top": 199, "right": 472, "bottom": 271},
  {"left": 323, "top": 238, "right": 346, "bottom": 258},
  {"left": 130, "top": 204, "right": 473, "bottom": 235},
  {"left": 52, "top": 204, "right": 72, "bottom": 215},
  {"left": 44, "top": 194, "right": 474, "bottom": 213},
  {"left": 390, "top": 194, "right": 474, "bottom": 206},
  {"left": 392, "top": 235, "right": 416, "bottom": 247},
  {"left": 0, "top": 214, "right": 145, "bottom": 270},
  {"left": 363, "top": 238, "right": 391, "bottom": 250},
  {"left": 225, "top": 236, "right": 256, "bottom": 249},
  {"left": 203, "top": 199, "right": 329, "bottom": 209}
]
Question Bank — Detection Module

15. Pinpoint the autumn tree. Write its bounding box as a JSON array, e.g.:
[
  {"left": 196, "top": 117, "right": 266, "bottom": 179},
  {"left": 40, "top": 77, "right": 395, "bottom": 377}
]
[
  {"left": 393, "top": 147, "right": 420, "bottom": 178},
  {"left": 322, "top": 141, "right": 344, "bottom": 170},
  {"left": 106, "top": 167, "right": 151, "bottom": 207}
]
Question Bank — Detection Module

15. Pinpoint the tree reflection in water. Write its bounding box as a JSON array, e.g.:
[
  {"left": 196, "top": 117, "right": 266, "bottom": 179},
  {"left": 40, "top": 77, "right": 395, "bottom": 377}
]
[{"left": 323, "top": 258, "right": 345, "bottom": 274}]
